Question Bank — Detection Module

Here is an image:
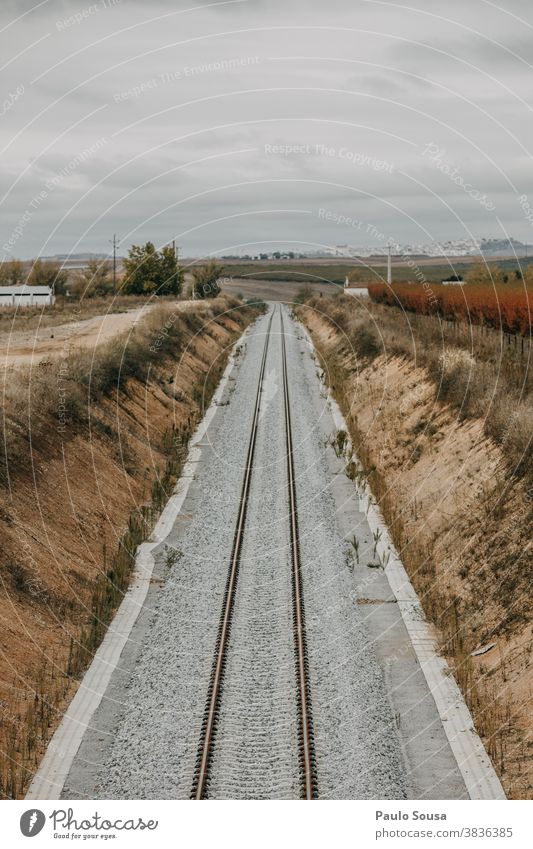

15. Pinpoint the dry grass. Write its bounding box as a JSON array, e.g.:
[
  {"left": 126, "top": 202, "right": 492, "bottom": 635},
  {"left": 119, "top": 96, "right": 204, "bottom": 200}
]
[
  {"left": 0, "top": 295, "right": 260, "bottom": 798},
  {"left": 299, "top": 294, "right": 533, "bottom": 798},
  {"left": 0, "top": 659, "right": 71, "bottom": 798},
  {"left": 0, "top": 297, "right": 250, "bottom": 486},
  {"left": 0, "top": 294, "right": 154, "bottom": 334},
  {"left": 306, "top": 293, "right": 532, "bottom": 484},
  {"left": 67, "top": 423, "right": 190, "bottom": 679}
]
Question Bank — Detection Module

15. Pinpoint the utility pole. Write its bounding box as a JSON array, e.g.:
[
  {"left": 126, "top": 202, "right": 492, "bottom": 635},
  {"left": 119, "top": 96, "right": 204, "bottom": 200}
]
[
  {"left": 171, "top": 241, "right": 183, "bottom": 296},
  {"left": 387, "top": 242, "right": 392, "bottom": 285},
  {"left": 109, "top": 234, "right": 119, "bottom": 292}
]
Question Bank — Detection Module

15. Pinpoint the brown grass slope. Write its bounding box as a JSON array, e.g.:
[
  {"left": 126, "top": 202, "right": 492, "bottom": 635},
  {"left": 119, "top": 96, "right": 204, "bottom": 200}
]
[
  {"left": 0, "top": 296, "right": 259, "bottom": 798},
  {"left": 300, "top": 294, "right": 532, "bottom": 799}
]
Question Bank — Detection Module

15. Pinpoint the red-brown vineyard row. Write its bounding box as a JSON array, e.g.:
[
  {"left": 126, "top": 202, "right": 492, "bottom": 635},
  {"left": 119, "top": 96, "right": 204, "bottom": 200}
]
[{"left": 368, "top": 282, "right": 532, "bottom": 336}]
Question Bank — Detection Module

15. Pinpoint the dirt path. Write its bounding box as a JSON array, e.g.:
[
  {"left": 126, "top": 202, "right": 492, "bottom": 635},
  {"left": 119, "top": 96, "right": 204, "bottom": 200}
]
[
  {"left": 0, "top": 301, "right": 196, "bottom": 367},
  {"left": 221, "top": 278, "right": 338, "bottom": 302}
]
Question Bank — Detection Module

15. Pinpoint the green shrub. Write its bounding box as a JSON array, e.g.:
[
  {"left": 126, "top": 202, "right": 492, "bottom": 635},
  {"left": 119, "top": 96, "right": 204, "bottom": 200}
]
[
  {"left": 245, "top": 297, "right": 267, "bottom": 312},
  {"left": 350, "top": 323, "right": 380, "bottom": 360},
  {"left": 191, "top": 261, "right": 224, "bottom": 299},
  {"left": 294, "top": 286, "right": 313, "bottom": 305}
]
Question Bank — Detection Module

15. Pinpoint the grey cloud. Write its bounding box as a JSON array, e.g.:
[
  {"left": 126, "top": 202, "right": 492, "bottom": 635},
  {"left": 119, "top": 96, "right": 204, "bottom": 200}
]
[
  {"left": 1, "top": 0, "right": 533, "bottom": 257},
  {"left": 347, "top": 74, "right": 407, "bottom": 96}
]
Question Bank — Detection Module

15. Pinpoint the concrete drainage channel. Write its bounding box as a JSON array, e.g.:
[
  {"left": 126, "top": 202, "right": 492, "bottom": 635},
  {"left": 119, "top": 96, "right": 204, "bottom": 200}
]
[{"left": 27, "top": 305, "right": 505, "bottom": 801}]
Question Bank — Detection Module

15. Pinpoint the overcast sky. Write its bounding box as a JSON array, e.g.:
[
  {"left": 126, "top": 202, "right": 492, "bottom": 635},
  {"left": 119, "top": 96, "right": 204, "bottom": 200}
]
[{"left": 1, "top": 0, "right": 533, "bottom": 258}]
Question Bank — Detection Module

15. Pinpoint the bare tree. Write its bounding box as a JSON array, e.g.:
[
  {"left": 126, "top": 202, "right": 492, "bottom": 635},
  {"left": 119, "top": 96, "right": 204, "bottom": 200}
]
[
  {"left": 0, "top": 259, "right": 25, "bottom": 286},
  {"left": 28, "top": 259, "right": 69, "bottom": 294},
  {"left": 71, "top": 259, "right": 114, "bottom": 298}
]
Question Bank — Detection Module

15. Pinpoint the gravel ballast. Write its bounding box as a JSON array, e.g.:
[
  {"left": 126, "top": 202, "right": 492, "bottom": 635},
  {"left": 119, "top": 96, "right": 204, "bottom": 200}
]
[
  {"left": 73, "top": 305, "right": 407, "bottom": 799},
  {"left": 283, "top": 312, "right": 406, "bottom": 799}
]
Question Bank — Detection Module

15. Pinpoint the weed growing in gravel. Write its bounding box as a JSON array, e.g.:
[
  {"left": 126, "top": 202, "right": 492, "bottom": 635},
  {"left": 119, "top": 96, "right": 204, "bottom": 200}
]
[
  {"left": 372, "top": 528, "right": 382, "bottom": 558},
  {"left": 348, "top": 535, "right": 360, "bottom": 564},
  {"left": 328, "top": 429, "right": 349, "bottom": 458},
  {"left": 164, "top": 545, "right": 183, "bottom": 569}
]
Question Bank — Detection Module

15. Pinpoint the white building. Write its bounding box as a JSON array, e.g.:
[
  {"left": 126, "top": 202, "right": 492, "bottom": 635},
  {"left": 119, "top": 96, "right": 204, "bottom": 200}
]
[
  {"left": 344, "top": 277, "right": 369, "bottom": 296},
  {"left": 0, "top": 285, "right": 56, "bottom": 307}
]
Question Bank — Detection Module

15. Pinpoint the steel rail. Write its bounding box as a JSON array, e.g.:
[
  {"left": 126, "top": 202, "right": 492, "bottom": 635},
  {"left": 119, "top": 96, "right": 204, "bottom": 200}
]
[
  {"left": 280, "top": 308, "right": 318, "bottom": 800},
  {"left": 191, "top": 307, "right": 317, "bottom": 799}
]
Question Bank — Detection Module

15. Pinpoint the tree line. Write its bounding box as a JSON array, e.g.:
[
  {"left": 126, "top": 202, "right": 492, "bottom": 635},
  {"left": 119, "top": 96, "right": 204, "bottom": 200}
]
[{"left": 0, "top": 242, "right": 225, "bottom": 300}]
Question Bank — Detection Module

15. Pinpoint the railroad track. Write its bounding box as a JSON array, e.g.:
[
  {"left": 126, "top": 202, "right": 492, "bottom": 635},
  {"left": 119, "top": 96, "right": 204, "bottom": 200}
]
[
  {"left": 280, "top": 308, "right": 317, "bottom": 800},
  {"left": 191, "top": 306, "right": 318, "bottom": 800}
]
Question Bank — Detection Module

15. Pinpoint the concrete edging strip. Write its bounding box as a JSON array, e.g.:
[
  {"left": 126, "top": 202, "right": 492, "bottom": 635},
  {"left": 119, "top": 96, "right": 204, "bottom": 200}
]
[{"left": 26, "top": 325, "right": 251, "bottom": 800}]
